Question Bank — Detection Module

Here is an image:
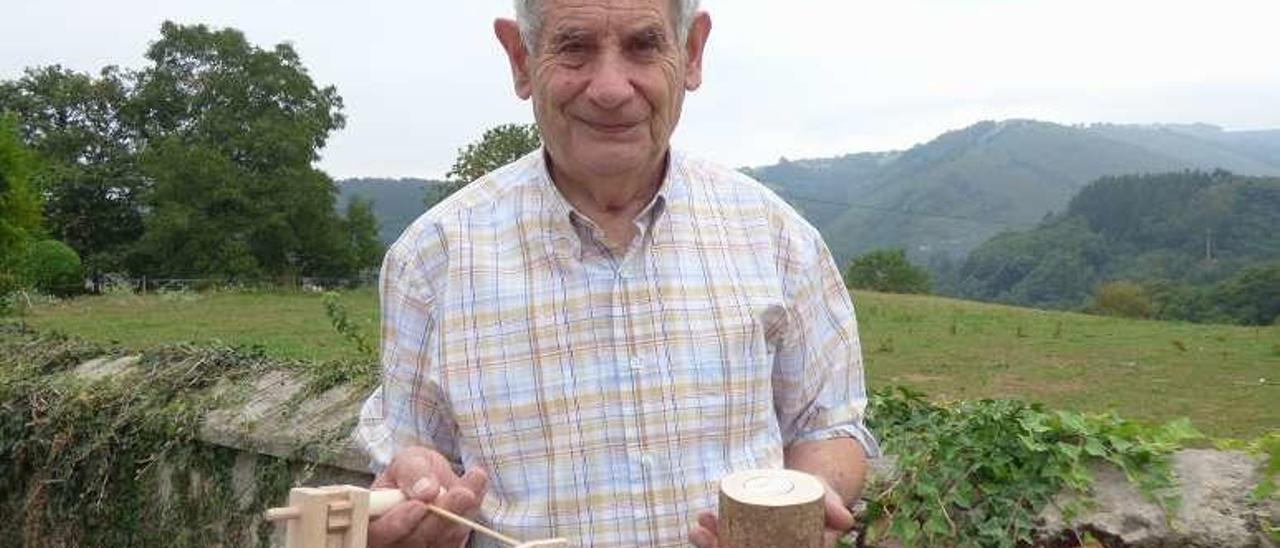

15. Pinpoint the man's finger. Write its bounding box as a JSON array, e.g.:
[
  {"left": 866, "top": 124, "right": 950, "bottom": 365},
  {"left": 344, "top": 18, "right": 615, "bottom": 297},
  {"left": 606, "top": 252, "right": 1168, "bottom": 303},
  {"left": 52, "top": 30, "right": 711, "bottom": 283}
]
[
  {"left": 823, "top": 487, "right": 855, "bottom": 532},
  {"left": 384, "top": 448, "right": 442, "bottom": 503},
  {"left": 459, "top": 467, "right": 490, "bottom": 502},
  {"left": 695, "top": 511, "right": 719, "bottom": 535},
  {"left": 689, "top": 524, "right": 716, "bottom": 548},
  {"left": 367, "top": 500, "right": 428, "bottom": 547},
  {"left": 690, "top": 511, "right": 721, "bottom": 548},
  {"left": 410, "top": 488, "right": 478, "bottom": 547}
]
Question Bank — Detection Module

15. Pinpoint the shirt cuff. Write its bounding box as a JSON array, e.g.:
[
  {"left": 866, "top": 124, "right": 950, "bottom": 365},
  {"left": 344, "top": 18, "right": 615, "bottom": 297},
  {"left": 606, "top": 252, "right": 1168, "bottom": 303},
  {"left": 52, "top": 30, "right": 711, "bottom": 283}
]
[{"left": 792, "top": 421, "right": 882, "bottom": 459}]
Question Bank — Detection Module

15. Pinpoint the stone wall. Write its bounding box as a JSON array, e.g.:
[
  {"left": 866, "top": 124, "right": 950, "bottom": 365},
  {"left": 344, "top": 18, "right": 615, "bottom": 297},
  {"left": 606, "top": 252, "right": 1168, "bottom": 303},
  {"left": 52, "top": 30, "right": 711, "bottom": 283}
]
[
  {"left": 18, "top": 348, "right": 1280, "bottom": 547},
  {"left": 69, "top": 353, "right": 377, "bottom": 546}
]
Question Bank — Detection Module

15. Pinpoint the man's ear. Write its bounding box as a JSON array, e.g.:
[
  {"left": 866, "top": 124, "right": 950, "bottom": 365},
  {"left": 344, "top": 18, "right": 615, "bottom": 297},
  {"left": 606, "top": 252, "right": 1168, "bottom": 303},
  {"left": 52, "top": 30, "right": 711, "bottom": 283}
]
[
  {"left": 494, "top": 18, "right": 533, "bottom": 99},
  {"left": 683, "top": 12, "right": 712, "bottom": 91}
]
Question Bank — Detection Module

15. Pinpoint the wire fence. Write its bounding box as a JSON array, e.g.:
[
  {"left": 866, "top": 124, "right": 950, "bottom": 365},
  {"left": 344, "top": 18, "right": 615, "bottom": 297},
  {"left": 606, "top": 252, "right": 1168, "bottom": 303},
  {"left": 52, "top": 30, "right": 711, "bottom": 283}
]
[{"left": 85, "top": 273, "right": 377, "bottom": 295}]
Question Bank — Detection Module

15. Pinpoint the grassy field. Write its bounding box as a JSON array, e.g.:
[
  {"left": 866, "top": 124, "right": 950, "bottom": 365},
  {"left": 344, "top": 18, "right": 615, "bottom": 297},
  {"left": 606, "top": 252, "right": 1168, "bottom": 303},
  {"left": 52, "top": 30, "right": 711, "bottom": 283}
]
[
  {"left": 20, "top": 289, "right": 380, "bottom": 363},
  {"left": 18, "top": 288, "right": 1279, "bottom": 439}
]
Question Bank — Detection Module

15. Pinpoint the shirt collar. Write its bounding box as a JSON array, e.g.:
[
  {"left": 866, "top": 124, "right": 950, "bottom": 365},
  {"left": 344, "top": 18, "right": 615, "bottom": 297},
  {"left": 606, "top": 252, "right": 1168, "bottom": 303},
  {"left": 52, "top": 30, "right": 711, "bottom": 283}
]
[{"left": 534, "top": 148, "right": 682, "bottom": 257}]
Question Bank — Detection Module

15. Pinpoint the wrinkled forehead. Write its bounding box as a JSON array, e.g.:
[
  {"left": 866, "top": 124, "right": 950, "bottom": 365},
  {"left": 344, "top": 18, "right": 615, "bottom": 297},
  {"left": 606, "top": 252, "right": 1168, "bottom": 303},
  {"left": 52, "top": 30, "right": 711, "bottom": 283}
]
[{"left": 540, "top": 0, "right": 674, "bottom": 37}]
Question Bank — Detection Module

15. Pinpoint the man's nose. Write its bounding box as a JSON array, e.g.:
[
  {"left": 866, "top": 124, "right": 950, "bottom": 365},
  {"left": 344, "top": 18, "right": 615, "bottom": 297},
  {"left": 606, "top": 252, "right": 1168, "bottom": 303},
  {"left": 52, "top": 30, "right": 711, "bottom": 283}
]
[{"left": 585, "top": 50, "right": 634, "bottom": 110}]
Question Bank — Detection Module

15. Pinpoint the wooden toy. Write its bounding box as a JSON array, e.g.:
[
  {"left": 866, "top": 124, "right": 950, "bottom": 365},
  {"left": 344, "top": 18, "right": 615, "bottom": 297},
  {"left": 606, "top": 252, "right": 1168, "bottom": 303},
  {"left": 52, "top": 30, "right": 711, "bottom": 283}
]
[{"left": 264, "top": 485, "right": 568, "bottom": 548}]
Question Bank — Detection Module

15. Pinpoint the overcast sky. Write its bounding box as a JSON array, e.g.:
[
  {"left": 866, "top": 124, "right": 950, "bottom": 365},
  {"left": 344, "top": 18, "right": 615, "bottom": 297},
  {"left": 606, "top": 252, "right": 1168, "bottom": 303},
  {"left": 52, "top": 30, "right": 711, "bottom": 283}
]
[{"left": 4, "top": 0, "right": 1279, "bottom": 179}]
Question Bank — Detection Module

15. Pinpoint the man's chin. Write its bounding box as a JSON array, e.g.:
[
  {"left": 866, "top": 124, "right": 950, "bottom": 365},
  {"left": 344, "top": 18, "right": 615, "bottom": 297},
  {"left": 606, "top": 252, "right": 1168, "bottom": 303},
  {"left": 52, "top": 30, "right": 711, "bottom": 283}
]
[{"left": 569, "top": 143, "right": 661, "bottom": 177}]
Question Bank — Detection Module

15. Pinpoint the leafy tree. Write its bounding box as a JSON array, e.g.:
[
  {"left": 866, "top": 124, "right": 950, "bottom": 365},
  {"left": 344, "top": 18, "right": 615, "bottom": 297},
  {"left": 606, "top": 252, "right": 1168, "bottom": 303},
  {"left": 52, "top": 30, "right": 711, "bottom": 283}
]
[
  {"left": 844, "top": 249, "right": 931, "bottom": 294},
  {"left": 126, "top": 22, "right": 352, "bottom": 279},
  {"left": 0, "top": 114, "right": 42, "bottom": 274},
  {"left": 0, "top": 66, "right": 143, "bottom": 275},
  {"left": 1, "top": 23, "right": 366, "bottom": 282},
  {"left": 343, "top": 198, "right": 384, "bottom": 272},
  {"left": 422, "top": 123, "right": 539, "bottom": 210},
  {"left": 447, "top": 123, "right": 540, "bottom": 183}
]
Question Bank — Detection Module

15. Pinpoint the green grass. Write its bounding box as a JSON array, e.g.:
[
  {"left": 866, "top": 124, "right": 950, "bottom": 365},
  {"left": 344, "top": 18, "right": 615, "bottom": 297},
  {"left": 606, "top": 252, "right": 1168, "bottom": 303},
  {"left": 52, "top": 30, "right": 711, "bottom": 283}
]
[
  {"left": 17, "top": 288, "right": 1279, "bottom": 439},
  {"left": 854, "top": 291, "right": 1278, "bottom": 440},
  {"left": 21, "top": 289, "right": 380, "bottom": 363}
]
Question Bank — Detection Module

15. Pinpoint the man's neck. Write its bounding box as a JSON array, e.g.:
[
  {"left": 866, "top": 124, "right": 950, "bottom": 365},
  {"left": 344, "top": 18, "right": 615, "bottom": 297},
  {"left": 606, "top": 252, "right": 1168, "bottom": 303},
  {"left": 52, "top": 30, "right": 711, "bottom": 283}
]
[{"left": 547, "top": 152, "right": 668, "bottom": 251}]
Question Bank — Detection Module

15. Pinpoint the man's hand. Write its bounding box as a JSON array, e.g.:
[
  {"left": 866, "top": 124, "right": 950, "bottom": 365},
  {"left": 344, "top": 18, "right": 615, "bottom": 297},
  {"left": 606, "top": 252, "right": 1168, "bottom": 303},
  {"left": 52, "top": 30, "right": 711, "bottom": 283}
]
[
  {"left": 367, "top": 446, "right": 489, "bottom": 548},
  {"left": 689, "top": 481, "right": 854, "bottom": 548}
]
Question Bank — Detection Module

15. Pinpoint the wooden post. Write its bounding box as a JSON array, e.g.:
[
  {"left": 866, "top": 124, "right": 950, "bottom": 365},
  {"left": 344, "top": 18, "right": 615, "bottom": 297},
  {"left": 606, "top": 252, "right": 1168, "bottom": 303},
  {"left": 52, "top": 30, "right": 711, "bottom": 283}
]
[{"left": 719, "top": 469, "right": 826, "bottom": 548}]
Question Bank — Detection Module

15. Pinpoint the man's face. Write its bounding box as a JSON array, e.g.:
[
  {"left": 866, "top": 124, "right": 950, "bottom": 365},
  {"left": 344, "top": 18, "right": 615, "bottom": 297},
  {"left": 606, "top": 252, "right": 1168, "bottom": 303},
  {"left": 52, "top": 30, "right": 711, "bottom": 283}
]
[{"left": 503, "top": 0, "right": 708, "bottom": 181}]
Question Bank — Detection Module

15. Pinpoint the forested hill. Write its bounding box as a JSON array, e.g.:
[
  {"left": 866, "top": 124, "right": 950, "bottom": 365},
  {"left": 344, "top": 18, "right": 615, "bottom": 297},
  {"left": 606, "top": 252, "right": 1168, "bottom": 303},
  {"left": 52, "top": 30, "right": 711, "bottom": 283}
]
[
  {"left": 747, "top": 120, "right": 1280, "bottom": 265},
  {"left": 336, "top": 178, "right": 444, "bottom": 244},
  {"left": 953, "top": 171, "right": 1280, "bottom": 323}
]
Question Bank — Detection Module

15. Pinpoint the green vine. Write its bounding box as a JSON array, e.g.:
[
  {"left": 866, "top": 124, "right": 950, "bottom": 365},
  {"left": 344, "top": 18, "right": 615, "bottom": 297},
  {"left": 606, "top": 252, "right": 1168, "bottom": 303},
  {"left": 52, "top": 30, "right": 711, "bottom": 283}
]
[
  {"left": 323, "top": 290, "right": 376, "bottom": 361},
  {"left": 861, "top": 386, "right": 1203, "bottom": 547},
  {"left": 0, "top": 326, "right": 361, "bottom": 547}
]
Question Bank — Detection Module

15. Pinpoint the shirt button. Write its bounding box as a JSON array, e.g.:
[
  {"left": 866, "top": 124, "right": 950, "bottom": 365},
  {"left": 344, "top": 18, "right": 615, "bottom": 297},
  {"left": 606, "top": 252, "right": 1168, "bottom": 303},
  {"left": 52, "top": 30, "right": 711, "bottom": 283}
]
[
  {"left": 641, "top": 453, "right": 655, "bottom": 468},
  {"left": 629, "top": 356, "right": 644, "bottom": 370}
]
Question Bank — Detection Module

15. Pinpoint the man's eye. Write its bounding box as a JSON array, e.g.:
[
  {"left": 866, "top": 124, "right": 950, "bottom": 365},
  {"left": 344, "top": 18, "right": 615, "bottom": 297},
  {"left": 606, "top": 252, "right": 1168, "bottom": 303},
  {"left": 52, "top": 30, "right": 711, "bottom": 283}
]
[
  {"left": 628, "top": 31, "right": 666, "bottom": 55},
  {"left": 557, "top": 41, "right": 590, "bottom": 54},
  {"left": 631, "top": 40, "right": 660, "bottom": 53}
]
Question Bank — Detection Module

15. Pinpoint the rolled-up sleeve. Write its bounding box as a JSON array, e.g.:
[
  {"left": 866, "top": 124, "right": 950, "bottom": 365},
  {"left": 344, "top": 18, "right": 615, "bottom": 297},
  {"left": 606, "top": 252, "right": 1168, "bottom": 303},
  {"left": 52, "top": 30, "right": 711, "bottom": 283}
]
[
  {"left": 355, "top": 223, "right": 461, "bottom": 473},
  {"left": 772, "top": 231, "right": 881, "bottom": 459}
]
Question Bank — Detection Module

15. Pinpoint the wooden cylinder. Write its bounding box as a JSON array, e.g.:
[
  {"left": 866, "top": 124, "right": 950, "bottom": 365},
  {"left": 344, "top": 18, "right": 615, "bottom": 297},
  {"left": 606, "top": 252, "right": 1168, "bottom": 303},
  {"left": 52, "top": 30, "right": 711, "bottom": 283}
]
[{"left": 719, "top": 469, "right": 826, "bottom": 548}]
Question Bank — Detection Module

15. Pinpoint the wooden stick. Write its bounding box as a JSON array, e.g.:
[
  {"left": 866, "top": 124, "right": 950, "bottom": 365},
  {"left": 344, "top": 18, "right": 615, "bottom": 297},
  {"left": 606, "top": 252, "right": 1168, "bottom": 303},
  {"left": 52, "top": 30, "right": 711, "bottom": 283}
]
[{"left": 362, "top": 488, "right": 523, "bottom": 546}]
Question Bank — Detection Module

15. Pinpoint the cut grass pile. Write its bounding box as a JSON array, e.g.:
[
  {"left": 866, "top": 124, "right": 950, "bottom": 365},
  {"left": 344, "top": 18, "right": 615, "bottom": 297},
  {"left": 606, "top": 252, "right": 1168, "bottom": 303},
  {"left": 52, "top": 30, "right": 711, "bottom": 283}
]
[{"left": 18, "top": 288, "right": 1279, "bottom": 439}]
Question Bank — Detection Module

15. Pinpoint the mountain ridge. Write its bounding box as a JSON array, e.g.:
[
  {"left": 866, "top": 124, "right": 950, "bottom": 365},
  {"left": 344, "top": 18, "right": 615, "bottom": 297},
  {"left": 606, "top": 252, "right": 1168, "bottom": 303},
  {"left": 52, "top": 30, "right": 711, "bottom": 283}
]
[
  {"left": 338, "top": 120, "right": 1280, "bottom": 258},
  {"left": 747, "top": 119, "right": 1280, "bottom": 265}
]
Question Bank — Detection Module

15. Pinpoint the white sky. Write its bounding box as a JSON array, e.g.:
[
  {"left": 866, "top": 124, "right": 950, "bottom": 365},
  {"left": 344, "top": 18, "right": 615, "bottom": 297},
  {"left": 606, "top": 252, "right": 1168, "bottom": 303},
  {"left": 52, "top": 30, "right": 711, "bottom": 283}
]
[{"left": 4, "top": 0, "right": 1279, "bottom": 179}]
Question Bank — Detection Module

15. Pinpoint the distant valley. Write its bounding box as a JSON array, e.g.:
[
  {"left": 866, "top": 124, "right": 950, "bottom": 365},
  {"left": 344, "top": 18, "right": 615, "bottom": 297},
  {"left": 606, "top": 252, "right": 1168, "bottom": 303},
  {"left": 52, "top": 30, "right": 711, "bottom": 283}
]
[{"left": 340, "top": 120, "right": 1280, "bottom": 264}]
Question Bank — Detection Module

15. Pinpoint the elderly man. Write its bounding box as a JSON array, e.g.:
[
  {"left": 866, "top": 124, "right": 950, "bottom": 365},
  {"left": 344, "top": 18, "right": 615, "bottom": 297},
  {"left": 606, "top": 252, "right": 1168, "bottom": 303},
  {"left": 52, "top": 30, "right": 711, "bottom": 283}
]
[{"left": 356, "top": 1, "right": 879, "bottom": 546}]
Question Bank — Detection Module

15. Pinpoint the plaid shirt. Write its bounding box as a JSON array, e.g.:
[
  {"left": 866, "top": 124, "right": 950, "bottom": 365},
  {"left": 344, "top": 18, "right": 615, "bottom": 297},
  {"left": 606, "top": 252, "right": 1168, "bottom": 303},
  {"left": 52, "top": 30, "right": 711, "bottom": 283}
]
[{"left": 356, "top": 150, "right": 878, "bottom": 547}]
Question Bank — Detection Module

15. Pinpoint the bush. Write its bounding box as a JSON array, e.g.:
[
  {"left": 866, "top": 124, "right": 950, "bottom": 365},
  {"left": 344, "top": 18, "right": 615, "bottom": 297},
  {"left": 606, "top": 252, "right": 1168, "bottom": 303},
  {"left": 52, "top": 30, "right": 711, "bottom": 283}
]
[
  {"left": 21, "top": 240, "right": 83, "bottom": 296},
  {"left": 845, "top": 249, "right": 931, "bottom": 294},
  {"left": 1091, "top": 281, "right": 1153, "bottom": 319}
]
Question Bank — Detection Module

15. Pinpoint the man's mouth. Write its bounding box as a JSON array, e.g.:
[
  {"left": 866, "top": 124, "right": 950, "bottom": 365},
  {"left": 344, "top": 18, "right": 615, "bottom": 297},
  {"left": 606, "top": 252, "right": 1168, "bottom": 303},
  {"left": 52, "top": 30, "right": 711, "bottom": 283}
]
[{"left": 581, "top": 118, "right": 641, "bottom": 135}]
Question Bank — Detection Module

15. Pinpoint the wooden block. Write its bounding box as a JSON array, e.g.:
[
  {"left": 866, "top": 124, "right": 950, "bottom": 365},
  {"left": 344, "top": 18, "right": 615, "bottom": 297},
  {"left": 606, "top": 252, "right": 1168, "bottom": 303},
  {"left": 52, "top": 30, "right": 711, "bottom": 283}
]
[
  {"left": 340, "top": 486, "right": 371, "bottom": 548},
  {"left": 285, "top": 487, "right": 347, "bottom": 548},
  {"left": 719, "top": 469, "right": 826, "bottom": 548}
]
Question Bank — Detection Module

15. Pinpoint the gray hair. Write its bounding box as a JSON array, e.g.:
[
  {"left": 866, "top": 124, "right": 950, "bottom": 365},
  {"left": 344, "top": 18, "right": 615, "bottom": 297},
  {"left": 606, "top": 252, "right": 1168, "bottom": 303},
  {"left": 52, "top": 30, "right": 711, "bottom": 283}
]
[{"left": 514, "top": 0, "right": 701, "bottom": 53}]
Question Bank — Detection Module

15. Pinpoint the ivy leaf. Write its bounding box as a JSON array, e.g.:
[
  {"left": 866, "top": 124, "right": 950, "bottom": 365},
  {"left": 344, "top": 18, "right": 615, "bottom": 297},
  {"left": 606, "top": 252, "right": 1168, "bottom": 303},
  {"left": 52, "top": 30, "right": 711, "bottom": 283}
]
[
  {"left": 1084, "top": 437, "right": 1107, "bottom": 457},
  {"left": 924, "top": 514, "right": 951, "bottom": 536}
]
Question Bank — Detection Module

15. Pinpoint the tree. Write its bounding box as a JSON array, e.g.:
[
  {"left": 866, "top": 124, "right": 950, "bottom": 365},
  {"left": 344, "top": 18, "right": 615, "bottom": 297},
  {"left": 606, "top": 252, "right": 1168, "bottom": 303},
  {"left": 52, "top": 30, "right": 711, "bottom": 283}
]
[
  {"left": 0, "top": 115, "right": 43, "bottom": 290},
  {"left": 844, "top": 249, "right": 931, "bottom": 294},
  {"left": 0, "top": 66, "right": 141, "bottom": 274},
  {"left": 424, "top": 123, "right": 540, "bottom": 210},
  {"left": 126, "top": 22, "right": 352, "bottom": 279},
  {"left": 343, "top": 198, "right": 384, "bottom": 273},
  {"left": 447, "top": 123, "right": 540, "bottom": 184}
]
